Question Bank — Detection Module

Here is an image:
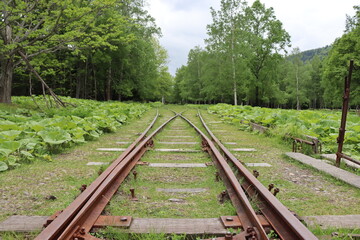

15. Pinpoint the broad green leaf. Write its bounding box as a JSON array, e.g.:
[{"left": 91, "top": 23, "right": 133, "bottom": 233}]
[
  {"left": 0, "top": 130, "right": 22, "bottom": 140},
  {"left": 38, "top": 129, "right": 72, "bottom": 145},
  {"left": 0, "top": 141, "right": 21, "bottom": 153},
  {"left": 21, "top": 150, "right": 34, "bottom": 159},
  {"left": 29, "top": 123, "right": 45, "bottom": 132},
  {"left": 7, "top": 155, "right": 19, "bottom": 167},
  {"left": 0, "top": 161, "right": 8, "bottom": 171},
  {"left": 0, "top": 148, "right": 12, "bottom": 157},
  {"left": 88, "top": 130, "right": 100, "bottom": 139},
  {"left": 19, "top": 138, "right": 39, "bottom": 150},
  {"left": 0, "top": 120, "right": 19, "bottom": 131}
]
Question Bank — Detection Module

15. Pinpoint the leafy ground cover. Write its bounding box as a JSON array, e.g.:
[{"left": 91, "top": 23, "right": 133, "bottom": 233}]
[
  {"left": 0, "top": 96, "right": 152, "bottom": 172},
  {"left": 209, "top": 104, "right": 360, "bottom": 159},
  {"left": 1, "top": 106, "right": 359, "bottom": 239}
]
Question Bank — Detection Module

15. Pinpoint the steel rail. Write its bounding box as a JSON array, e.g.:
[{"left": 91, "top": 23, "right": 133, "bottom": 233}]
[
  {"left": 179, "top": 114, "right": 269, "bottom": 240},
  {"left": 197, "top": 111, "right": 318, "bottom": 240},
  {"left": 55, "top": 114, "right": 178, "bottom": 240},
  {"left": 36, "top": 110, "right": 161, "bottom": 240}
]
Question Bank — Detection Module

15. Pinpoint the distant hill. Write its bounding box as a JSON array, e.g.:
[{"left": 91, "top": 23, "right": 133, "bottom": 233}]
[
  {"left": 300, "top": 45, "right": 331, "bottom": 61},
  {"left": 287, "top": 45, "right": 332, "bottom": 62}
]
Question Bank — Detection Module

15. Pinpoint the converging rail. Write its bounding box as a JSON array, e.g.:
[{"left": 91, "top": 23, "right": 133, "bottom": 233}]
[
  {"left": 197, "top": 111, "right": 317, "bottom": 240},
  {"left": 36, "top": 111, "right": 165, "bottom": 240},
  {"left": 35, "top": 109, "right": 317, "bottom": 240}
]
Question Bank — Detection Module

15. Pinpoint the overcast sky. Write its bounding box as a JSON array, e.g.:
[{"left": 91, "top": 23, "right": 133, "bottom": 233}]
[{"left": 146, "top": 0, "right": 358, "bottom": 75}]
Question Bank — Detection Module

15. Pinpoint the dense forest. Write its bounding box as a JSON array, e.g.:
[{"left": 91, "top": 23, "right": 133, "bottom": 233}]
[
  {"left": 0, "top": 0, "right": 359, "bottom": 109},
  {"left": 0, "top": 0, "right": 173, "bottom": 103},
  {"left": 173, "top": 1, "right": 360, "bottom": 109}
]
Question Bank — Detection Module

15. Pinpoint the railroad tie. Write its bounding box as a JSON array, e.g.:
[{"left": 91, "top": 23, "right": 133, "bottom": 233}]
[
  {"left": 96, "top": 148, "right": 127, "bottom": 151},
  {"left": 245, "top": 163, "right": 272, "bottom": 167},
  {"left": 116, "top": 141, "right": 131, "bottom": 144},
  {"left": 286, "top": 152, "right": 360, "bottom": 189},
  {"left": 157, "top": 142, "right": 197, "bottom": 145},
  {"left": 156, "top": 188, "right": 208, "bottom": 193},
  {"left": 86, "top": 162, "right": 109, "bottom": 166},
  {"left": 153, "top": 149, "right": 202, "bottom": 153},
  {"left": 231, "top": 148, "right": 257, "bottom": 152},
  {"left": 160, "top": 135, "right": 196, "bottom": 138},
  {"left": 148, "top": 163, "right": 207, "bottom": 168}
]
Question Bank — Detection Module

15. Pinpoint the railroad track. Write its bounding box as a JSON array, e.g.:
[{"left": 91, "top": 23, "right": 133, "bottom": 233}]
[{"left": 35, "top": 109, "right": 317, "bottom": 240}]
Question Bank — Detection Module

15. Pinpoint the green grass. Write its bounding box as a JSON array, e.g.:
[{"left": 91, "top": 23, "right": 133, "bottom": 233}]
[
  {"left": 309, "top": 227, "right": 360, "bottom": 240},
  {"left": 106, "top": 154, "right": 236, "bottom": 218},
  {"left": 199, "top": 108, "right": 360, "bottom": 217},
  {"left": 1, "top": 105, "right": 360, "bottom": 239},
  {"left": 0, "top": 108, "right": 158, "bottom": 222},
  {"left": 0, "top": 231, "right": 40, "bottom": 240}
]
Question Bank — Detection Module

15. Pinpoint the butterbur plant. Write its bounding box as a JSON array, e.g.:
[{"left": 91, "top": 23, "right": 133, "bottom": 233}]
[
  {"left": 0, "top": 96, "right": 151, "bottom": 172},
  {"left": 209, "top": 104, "right": 360, "bottom": 159}
]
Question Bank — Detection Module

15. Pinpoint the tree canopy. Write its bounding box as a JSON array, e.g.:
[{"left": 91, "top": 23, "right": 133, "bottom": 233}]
[
  {"left": 0, "top": 0, "right": 172, "bottom": 104},
  {"left": 174, "top": 2, "right": 359, "bottom": 109},
  {"left": 1, "top": 1, "right": 359, "bottom": 109}
]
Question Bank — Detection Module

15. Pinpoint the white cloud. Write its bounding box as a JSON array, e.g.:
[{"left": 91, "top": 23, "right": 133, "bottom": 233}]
[
  {"left": 260, "top": 0, "right": 358, "bottom": 50},
  {"left": 147, "top": 0, "right": 358, "bottom": 75}
]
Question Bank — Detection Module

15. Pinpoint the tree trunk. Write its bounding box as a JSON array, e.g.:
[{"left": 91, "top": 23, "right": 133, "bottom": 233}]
[
  {"left": 84, "top": 58, "right": 88, "bottom": 99},
  {"left": 75, "top": 61, "right": 82, "bottom": 99},
  {"left": 0, "top": 13, "right": 14, "bottom": 104},
  {"left": 231, "top": 25, "right": 237, "bottom": 106},
  {"left": 105, "top": 63, "right": 112, "bottom": 101},
  {"left": 92, "top": 59, "right": 97, "bottom": 100},
  {"left": 0, "top": 55, "right": 14, "bottom": 103},
  {"left": 296, "top": 65, "right": 300, "bottom": 110},
  {"left": 255, "top": 85, "right": 259, "bottom": 106}
]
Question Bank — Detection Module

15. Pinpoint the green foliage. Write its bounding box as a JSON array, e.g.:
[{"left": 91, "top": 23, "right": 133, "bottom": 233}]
[
  {"left": 1, "top": 0, "right": 172, "bottom": 104},
  {"left": 0, "top": 96, "right": 150, "bottom": 172},
  {"left": 287, "top": 46, "right": 331, "bottom": 62},
  {"left": 174, "top": 2, "right": 360, "bottom": 109},
  {"left": 209, "top": 104, "right": 360, "bottom": 158},
  {"left": 174, "top": 0, "right": 290, "bottom": 106},
  {"left": 321, "top": 23, "right": 360, "bottom": 108},
  {"left": 318, "top": 5, "right": 359, "bottom": 108}
]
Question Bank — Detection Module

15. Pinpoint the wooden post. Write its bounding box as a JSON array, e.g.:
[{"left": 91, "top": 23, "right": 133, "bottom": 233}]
[{"left": 335, "top": 60, "right": 354, "bottom": 167}]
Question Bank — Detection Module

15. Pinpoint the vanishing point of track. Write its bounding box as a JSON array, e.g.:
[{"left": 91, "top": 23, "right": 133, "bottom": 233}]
[{"left": 35, "top": 109, "right": 318, "bottom": 240}]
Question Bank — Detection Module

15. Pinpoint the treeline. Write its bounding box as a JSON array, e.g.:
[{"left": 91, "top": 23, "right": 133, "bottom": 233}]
[
  {"left": 173, "top": 0, "right": 360, "bottom": 109},
  {"left": 1, "top": 0, "right": 172, "bottom": 103}
]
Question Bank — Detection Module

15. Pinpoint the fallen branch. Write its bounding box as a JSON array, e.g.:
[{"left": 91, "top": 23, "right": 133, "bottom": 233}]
[{"left": 18, "top": 50, "right": 75, "bottom": 108}]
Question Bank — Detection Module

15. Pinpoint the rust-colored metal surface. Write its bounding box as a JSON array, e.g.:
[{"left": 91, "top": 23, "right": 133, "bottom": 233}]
[
  {"left": 336, "top": 60, "right": 354, "bottom": 167},
  {"left": 35, "top": 111, "right": 164, "bottom": 240},
  {"left": 35, "top": 109, "right": 319, "bottom": 240},
  {"left": 180, "top": 114, "right": 269, "bottom": 240},
  {"left": 337, "top": 152, "right": 360, "bottom": 166},
  {"left": 198, "top": 111, "right": 318, "bottom": 240},
  {"left": 93, "top": 216, "right": 132, "bottom": 228},
  {"left": 220, "top": 216, "right": 270, "bottom": 229},
  {"left": 58, "top": 115, "right": 177, "bottom": 240},
  {"left": 57, "top": 147, "right": 148, "bottom": 239},
  {"left": 292, "top": 137, "right": 321, "bottom": 154}
]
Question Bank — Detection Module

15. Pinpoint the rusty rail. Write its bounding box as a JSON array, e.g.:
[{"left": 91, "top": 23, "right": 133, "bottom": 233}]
[
  {"left": 35, "top": 111, "right": 178, "bottom": 240},
  {"left": 197, "top": 111, "right": 318, "bottom": 240},
  {"left": 292, "top": 136, "right": 321, "bottom": 154},
  {"left": 35, "top": 109, "right": 318, "bottom": 240},
  {"left": 180, "top": 114, "right": 269, "bottom": 240},
  {"left": 336, "top": 152, "right": 360, "bottom": 166}
]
